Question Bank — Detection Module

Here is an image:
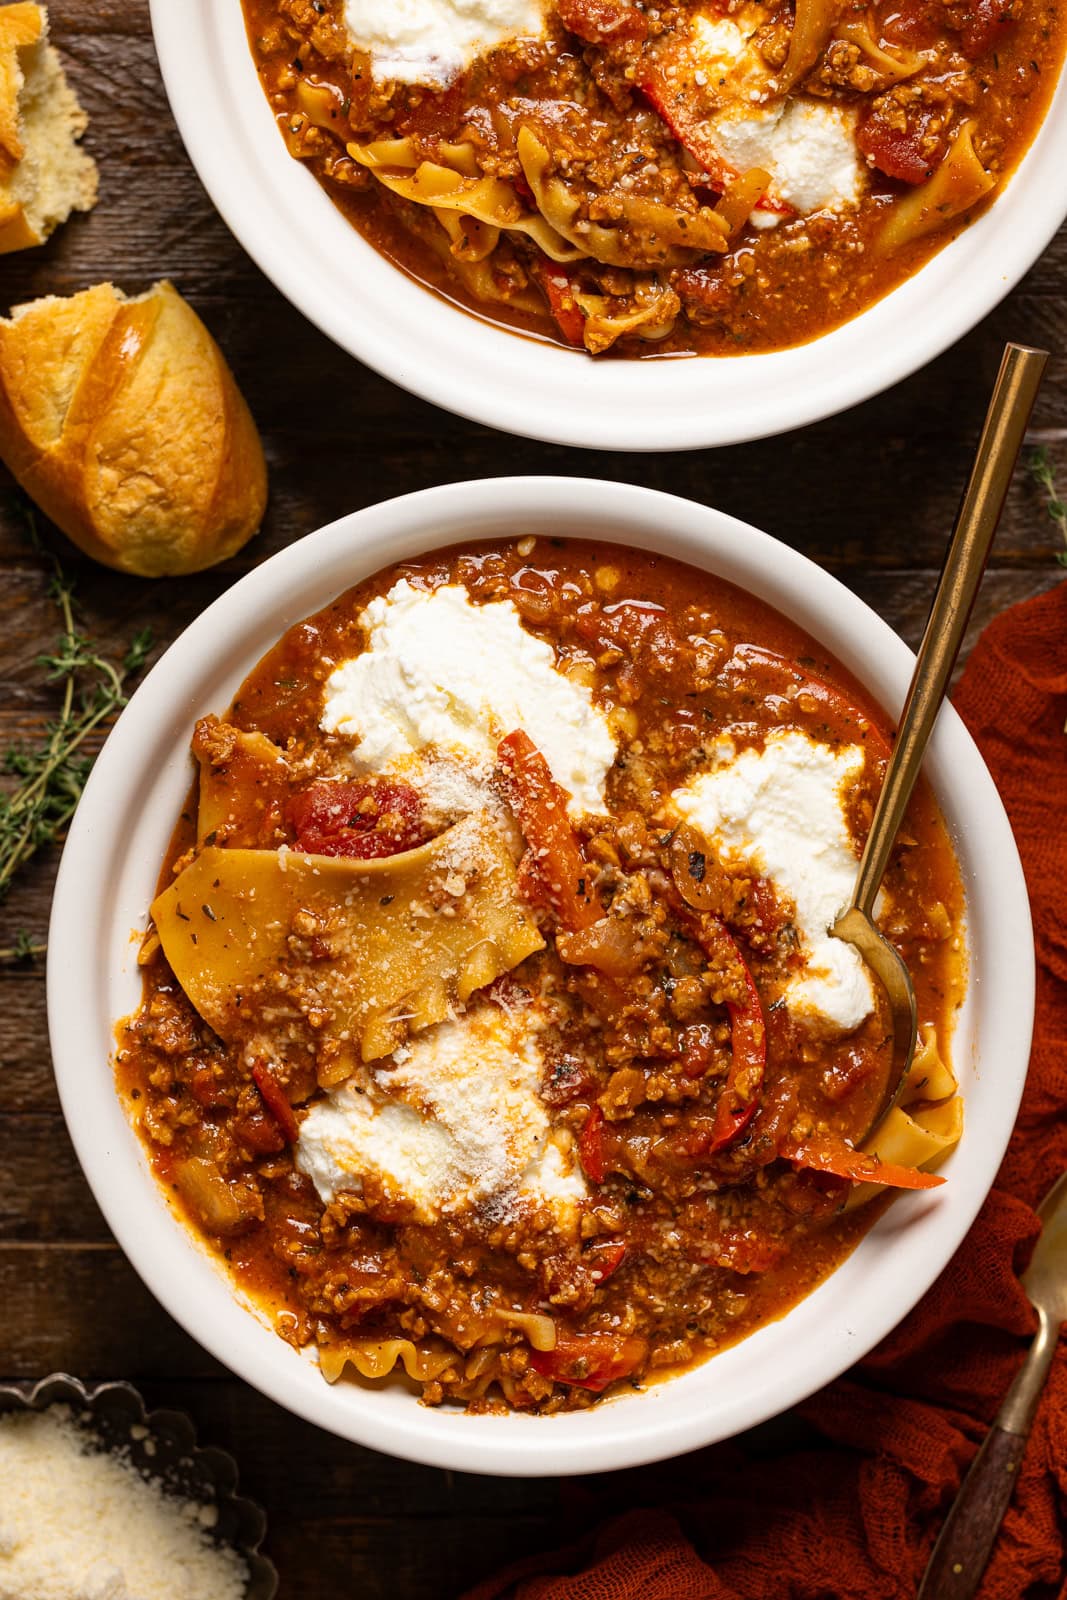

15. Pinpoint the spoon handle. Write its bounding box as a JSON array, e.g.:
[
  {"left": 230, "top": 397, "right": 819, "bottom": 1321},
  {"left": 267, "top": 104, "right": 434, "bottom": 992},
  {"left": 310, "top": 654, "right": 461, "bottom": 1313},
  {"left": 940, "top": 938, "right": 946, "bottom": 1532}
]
[
  {"left": 917, "top": 1308, "right": 1059, "bottom": 1599},
  {"left": 851, "top": 342, "right": 1047, "bottom": 918}
]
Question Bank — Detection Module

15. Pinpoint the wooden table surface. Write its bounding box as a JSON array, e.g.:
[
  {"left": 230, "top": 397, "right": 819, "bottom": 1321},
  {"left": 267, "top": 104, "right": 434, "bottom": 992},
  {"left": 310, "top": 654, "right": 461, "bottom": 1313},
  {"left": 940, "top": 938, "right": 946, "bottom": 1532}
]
[{"left": 1, "top": 4, "right": 1064, "bottom": 1594}]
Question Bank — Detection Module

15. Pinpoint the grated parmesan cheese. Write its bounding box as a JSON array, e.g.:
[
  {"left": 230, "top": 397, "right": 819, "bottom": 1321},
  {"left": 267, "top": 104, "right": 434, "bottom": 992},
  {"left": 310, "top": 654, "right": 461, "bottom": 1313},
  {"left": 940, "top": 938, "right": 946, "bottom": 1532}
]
[
  {"left": 296, "top": 1000, "right": 586, "bottom": 1230},
  {"left": 0, "top": 1407, "right": 248, "bottom": 1600}
]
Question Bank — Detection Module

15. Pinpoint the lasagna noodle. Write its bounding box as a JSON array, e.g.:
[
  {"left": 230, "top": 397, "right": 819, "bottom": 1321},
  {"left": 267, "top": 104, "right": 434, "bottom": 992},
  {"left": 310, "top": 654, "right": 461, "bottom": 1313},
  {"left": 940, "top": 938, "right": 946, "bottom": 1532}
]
[
  {"left": 852, "top": 1024, "right": 962, "bottom": 1205},
  {"left": 781, "top": 0, "right": 845, "bottom": 87},
  {"left": 151, "top": 811, "right": 545, "bottom": 1062},
  {"left": 880, "top": 121, "right": 995, "bottom": 250},
  {"left": 348, "top": 139, "right": 588, "bottom": 264},
  {"left": 569, "top": 278, "right": 681, "bottom": 352},
  {"left": 193, "top": 721, "right": 290, "bottom": 846},
  {"left": 516, "top": 125, "right": 729, "bottom": 267},
  {"left": 834, "top": 15, "right": 923, "bottom": 80},
  {"left": 318, "top": 1339, "right": 459, "bottom": 1384}
]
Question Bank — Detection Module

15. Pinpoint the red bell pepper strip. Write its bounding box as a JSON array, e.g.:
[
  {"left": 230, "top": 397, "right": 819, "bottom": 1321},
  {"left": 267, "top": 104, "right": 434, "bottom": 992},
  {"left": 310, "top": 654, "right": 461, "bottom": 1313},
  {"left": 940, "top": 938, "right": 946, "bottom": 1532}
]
[
  {"left": 530, "top": 1332, "right": 647, "bottom": 1392},
  {"left": 252, "top": 1060, "right": 299, "bottom": 1144},
  {"left": 726, "top": 645, "right": 893, "bottom": 761},
  {"left": 539, "top": 263, "right": 586, "bottom": 348},
  {"left": 578, "top": 1104, "right": 607, "bottom": 1183},
  {"left": 637, "top": 73, "right": 733, "bottom": 192},
  {"left": 638, "top": 72, "right": 793, "bottom": 218},
  {"left": 498, "top": 729, "right": 600, "bottom": 930},
  {"left": 689, "top": 916, "right": 767, "bottom": 1155},
  {"left": 780, "top": 1134, "right": 945, "bottom": 1189}
]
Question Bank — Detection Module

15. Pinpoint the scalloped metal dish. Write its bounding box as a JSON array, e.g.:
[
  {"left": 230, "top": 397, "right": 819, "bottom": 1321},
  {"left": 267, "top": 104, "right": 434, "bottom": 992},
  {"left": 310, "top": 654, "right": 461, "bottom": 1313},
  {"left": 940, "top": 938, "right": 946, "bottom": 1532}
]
[{"left": 0, "top": 1374, "right": 277, "bottom": 1599}]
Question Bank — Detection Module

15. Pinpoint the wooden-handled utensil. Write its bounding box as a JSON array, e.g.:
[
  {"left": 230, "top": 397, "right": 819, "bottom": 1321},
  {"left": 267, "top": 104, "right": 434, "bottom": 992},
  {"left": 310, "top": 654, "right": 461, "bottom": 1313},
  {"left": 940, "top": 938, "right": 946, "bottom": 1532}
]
[{"left": 918, "top": 1169, "right": 1067, "bottom": 1597}]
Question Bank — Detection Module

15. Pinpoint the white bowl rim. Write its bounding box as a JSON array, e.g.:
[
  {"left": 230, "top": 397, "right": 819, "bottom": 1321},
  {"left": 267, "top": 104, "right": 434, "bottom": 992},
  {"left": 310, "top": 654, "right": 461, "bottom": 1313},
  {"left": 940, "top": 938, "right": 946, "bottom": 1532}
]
[
  {"left": 48, "top": 475, "right": 1035, "bottom": 1476},
  {"left": 147, "top": 0, "right": 1067, "bottom": 451}
]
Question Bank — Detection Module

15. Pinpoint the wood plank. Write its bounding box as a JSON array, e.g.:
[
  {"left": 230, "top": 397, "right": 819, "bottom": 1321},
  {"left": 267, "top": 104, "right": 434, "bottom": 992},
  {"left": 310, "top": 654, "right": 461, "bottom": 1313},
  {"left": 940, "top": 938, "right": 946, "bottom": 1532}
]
[
  {"left": 0, "top": 1008, "right": 59, "bottom": 1112},
  {"left": 264, "top": 1517, "right": 555, "bottom": 1600},
  {"left": 0, "top": 1115, "right": 108, "bottom": 1240},
  {"left": 129, "top": 1378, "right": 563, "bottom": 1520},
  {"left": 0, "top": 1243, "right": 222, "bottom": 1377}
]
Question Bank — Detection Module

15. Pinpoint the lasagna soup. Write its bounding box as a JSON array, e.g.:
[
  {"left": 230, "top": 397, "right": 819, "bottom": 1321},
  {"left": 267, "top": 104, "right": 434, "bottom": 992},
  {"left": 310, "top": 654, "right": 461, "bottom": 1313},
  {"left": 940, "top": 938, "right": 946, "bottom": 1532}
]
[
  {"left": 242, "top": 0, "right": 1064, "bottom": 353},
  {"left": 117, "top": 540, "right": 965, "bottom": 1411}
]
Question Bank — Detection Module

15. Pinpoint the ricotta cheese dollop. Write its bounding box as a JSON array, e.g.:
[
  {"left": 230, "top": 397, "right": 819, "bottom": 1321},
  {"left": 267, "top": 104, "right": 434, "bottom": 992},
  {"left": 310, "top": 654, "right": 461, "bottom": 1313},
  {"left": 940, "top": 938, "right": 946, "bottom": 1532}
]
[
  {"left": 671, "top": 729, "right": 874, "bottom": 1031},
  {"left": 686, "top": 4, "right": 865, "bottom": 219},
  {"left": 716, "top": 101, "right": 864, "bottom": 217},
  {"left": 343, "top": 0, "right": 546, "bottom": 85},
  {"left": 296, "top": 1001, "right": 586, "bottom": 1231},
  {"left": 321, "top": 579, "right": 617, "bottom": 818}
]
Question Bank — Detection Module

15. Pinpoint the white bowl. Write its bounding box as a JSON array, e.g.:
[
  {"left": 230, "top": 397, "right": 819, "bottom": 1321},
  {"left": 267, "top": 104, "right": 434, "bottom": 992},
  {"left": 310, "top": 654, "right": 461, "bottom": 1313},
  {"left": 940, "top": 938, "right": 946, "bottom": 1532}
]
[
  {"left": 148, "top": 0, "right": 1067, "bottom": 451},
  {"left": 49, "top": 477, "right": 1033, "bottom": 1475}
]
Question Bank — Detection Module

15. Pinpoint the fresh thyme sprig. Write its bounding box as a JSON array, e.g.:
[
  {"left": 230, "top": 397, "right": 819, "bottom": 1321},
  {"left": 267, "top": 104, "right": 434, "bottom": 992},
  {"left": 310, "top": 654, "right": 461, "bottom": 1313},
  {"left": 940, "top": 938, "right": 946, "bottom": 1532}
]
[
  {"left": 0, "top": 930, "right": 47, "bottom": 963},
  {"left": 0, "top": 516, "right": 153, "bottom": 959},
  {"left": 1028, "top": 445, "right": 1067, "bottom": 568}
]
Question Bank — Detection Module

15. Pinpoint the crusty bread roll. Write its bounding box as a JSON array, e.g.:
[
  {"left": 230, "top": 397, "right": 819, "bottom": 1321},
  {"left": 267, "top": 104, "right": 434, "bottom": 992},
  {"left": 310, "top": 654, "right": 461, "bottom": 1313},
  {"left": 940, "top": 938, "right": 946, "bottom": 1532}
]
[
  {"left": 0, "top": 280, "right": 269, "bottom": 576},
  {"left": 0, "top": 3, "right": 97, "bottom": 253}
]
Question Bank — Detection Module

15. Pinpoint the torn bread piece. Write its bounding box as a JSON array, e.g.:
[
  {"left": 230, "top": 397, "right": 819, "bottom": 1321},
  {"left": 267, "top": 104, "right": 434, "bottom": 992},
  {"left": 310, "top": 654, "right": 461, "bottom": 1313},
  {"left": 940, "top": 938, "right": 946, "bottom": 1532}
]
[
  {"left": 0, "top": 280, "right": 268, "bottom": 575},
  {"left": 0, "top": 3, "right": 97, "bottom": 253}
]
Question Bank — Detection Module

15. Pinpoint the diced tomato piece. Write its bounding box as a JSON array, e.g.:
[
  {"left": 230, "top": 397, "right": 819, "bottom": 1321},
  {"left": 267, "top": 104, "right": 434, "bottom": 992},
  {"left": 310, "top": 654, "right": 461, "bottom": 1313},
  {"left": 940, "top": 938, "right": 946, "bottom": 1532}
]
[
  {"left": 235, "top": 1109, "right": 286, "bottom": 1155},
  {"left": 713, "top": 989, "right": 766, "bottom": 1151},
  {"left": 750, "top": 192, "right": 793, "bottom": 217},
  {"left": 285, "top": 779, "right": 425, "bottom": 859},
  {"left": 530, "top": 1332, "right": 647, "bottom": 1392},
  {"left": 697, "top": 1226, "right": 788, "bottom": 1274},
  {"left": 673, "top": 265, "right": 733, "bottom": 322},
  {"left": 498, "top": 730, "right": 600, "bottom": 929},
  {"left": 780, "top": 1134, "right": 945, "bottom": 1189},
  {"left": 584, "top": 1238, "right": 628, "bottom": 1284},
  {"left": 957, "top": 0, "right": 1017, "bottom": 56},
  {"left": 557, "top": 0, "right": 648, "bottom": 41},
  {"left": 638, "top": 73, "right": 791, "bottom": 219},
  {"left": 190, "top": 1066, "right": 232, "bottom": 1110},
  {"left": 397, "top": 76, "right": 468, "bottom": 139},
  {"left": 679, "top": 1022, "right": 717, "bottom": 1079},
  {"left": 879, "top": 0, "right": 944, "bottom": 48},
  {"left": 579, "top": 1104, "right": 607, "bottom": 1183},
  {"left": 251, "top": 1060, "right": 300, "bottom": 1144},
  {"left": 744, "top": 874, "right": 789, "bottom": 940},
  {"left": 857, "top": 115, "right": 933, "bottom": 184}
]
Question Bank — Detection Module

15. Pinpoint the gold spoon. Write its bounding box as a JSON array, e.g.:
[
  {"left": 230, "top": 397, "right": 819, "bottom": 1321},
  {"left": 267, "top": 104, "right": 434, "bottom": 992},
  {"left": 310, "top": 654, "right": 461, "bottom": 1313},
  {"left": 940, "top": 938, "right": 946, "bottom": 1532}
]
[{"left": 832, "top": 342, "right": 1047, "bottom": 1140}]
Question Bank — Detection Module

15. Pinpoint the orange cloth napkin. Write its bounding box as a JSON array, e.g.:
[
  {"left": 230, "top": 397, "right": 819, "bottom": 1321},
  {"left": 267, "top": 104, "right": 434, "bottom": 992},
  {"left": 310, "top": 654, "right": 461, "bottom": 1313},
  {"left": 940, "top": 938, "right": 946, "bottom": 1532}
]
[{"left": 465, "top": 581, "right": 1067, "bottom": 1600}]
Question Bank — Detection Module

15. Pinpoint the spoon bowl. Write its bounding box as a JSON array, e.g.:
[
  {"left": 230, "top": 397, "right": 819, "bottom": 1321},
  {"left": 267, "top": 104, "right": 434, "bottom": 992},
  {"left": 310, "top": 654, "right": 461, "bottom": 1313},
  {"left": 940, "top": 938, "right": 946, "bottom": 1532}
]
[{"left": 831, "top": 906, "right": 918, "bottom": 1132}]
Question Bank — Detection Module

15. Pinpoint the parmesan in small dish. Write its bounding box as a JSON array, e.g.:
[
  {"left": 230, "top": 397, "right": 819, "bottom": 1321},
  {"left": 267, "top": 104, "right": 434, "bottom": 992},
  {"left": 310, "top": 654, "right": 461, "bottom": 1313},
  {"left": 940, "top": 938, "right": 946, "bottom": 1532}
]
[{"left": 0, "top": 1375, "right": 276, "bottom": 1600}]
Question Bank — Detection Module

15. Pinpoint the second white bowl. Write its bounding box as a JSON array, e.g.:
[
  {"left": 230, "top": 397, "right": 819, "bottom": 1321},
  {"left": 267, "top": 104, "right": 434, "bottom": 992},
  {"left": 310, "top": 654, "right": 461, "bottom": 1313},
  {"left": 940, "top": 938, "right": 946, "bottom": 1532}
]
[{"left": 149, "top": 0, "right": 1067, "bottom": 450}]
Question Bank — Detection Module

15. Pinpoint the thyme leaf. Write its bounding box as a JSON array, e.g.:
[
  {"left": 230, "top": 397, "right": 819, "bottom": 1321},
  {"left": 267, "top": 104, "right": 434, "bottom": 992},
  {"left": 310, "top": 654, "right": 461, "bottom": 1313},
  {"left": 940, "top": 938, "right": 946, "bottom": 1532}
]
[
  {"left": 1028, "top": 446, "right": 1067, "bottom": 569},
  {"left": 0, "top": 513, "right": 154, "bottom": 956},
  {"left": 0, "top": 930, "right": 47, "bottom": 963}
]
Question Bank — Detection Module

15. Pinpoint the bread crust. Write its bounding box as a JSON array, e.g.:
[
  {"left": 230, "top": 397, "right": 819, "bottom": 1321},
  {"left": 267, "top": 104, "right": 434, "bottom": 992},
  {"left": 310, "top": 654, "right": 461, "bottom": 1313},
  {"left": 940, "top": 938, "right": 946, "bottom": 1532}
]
[
  {"left": 0, "top": 3, "right": 43, "bottom": 162},
  {"left": 0, "top": 281, "right": 269, "bottom": 576},
  {"left": 0, "top": 2, "right": 98, "bottom": 253}
]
